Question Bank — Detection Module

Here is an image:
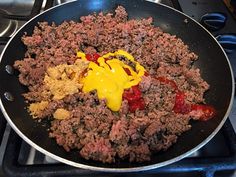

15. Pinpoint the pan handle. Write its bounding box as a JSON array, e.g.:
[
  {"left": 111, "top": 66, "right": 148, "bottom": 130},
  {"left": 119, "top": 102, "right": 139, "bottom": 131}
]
[{"left": 216, "top": 34, "right": 236, "bottom": 54}]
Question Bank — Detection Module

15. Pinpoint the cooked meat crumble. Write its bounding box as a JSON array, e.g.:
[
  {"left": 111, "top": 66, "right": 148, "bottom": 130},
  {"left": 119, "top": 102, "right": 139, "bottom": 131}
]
[{"left": 14, "top": 6, "right": 211, "bottom": 163}]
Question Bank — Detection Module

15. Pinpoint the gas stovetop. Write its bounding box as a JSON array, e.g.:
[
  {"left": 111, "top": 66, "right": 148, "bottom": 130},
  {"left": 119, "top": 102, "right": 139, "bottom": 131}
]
[{"left": 0, "top": 0, "right": 236, "bottom": 177}]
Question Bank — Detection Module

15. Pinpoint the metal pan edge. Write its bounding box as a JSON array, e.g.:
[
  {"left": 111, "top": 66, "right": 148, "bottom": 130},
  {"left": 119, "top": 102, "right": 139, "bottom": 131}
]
[{"left": 0, "top": 0, "right": 234, "bottom": 172}]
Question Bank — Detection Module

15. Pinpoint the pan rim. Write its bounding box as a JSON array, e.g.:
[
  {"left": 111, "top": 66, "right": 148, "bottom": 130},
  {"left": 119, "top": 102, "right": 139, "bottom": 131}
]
[{"left": 0, "top": 0, "right": 235, "bottom": 172}]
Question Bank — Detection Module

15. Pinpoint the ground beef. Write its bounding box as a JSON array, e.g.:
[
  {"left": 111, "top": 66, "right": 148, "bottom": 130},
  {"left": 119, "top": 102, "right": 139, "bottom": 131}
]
[{"left": 14, "top": 6, "right": 210, "bottom": 163}]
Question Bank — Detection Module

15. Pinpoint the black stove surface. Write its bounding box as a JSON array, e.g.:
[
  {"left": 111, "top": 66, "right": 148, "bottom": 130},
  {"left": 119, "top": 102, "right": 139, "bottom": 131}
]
[
  {"left": 178, "top": 0, "right": 236, "bottom": 78},
  {"left": 0, "top": 0, "right": 236, "bottom": 177}
]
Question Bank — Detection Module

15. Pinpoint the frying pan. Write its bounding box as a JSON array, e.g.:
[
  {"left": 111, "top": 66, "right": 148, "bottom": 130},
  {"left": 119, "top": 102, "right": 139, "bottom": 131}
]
[{"left": 0, "top": 0, "right": 234, "bottom": 172}]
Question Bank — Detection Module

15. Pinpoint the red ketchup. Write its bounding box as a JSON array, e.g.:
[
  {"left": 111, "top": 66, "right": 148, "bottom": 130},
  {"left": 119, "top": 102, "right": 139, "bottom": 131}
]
[
  {"left": 155, "top": 77, "right": 216, "bottom": 121},
  {"left": 123, "top": 85, "right": 145, "bottom": 112},
  {"left": 122, "top": 68, "right": 145, "bottom": 112},
  {"left": 85, "top": 53, "right": 100, "bottom": 64},
  {"left": 190, "top": 104, "right": 216, "bottom": 121},
  {"left": 173, "top": 91, "right": 191, "bottom": 114}
]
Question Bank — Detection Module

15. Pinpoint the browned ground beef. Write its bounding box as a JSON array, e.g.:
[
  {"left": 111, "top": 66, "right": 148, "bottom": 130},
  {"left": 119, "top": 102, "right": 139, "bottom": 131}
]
[{"left": 14, "top": 6, "right": 209, "bottom": 163}]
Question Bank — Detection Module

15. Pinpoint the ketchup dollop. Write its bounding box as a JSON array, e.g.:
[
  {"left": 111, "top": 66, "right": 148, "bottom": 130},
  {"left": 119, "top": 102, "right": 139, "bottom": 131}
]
[
  {"left": 123, "top": 85, "right": 145, "bottom": 112},
  {"left": 156, "top": 77, "right": 216, "bottom": 121},
  {"left": 85, "top": 53, "right": 100, "bottom": 64},
  {"left": 173, "top": 91, "right": 191, "bottom": 114},
  {"left": 123, "top": 68, "right": 145, "bottom": 112}
]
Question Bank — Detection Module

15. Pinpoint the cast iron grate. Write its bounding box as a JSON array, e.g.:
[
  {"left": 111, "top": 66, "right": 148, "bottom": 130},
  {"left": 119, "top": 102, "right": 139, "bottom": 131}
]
[
  {"left": 2, "top": 120, "right": 236, "bottom": 177},
  {"left": 0, "top": 36, "right": 7, "bottom": 143},
  {"left": 0, "top": 112, "right": 7, "bottom": 145}
]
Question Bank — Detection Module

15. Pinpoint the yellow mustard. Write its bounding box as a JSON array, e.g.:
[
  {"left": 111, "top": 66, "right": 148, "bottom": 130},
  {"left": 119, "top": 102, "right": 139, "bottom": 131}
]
[{"left": 80, "top": 50, "right": 145, "bottom": 111}]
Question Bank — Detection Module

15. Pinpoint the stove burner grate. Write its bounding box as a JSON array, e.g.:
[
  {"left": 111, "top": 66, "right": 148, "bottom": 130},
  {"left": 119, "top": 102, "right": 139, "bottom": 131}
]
[
  {"left": 0, "top": 10, "right": 18, "bottom": 37},
  {"left": 1, "top": 120, "right": 235, "bottom": 177}
]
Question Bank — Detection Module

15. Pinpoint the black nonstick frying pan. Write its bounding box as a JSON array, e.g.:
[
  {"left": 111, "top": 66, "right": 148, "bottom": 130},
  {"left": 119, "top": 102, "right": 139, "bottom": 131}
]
[{"left": 0, "top": 0, "right": 234, "bottom": 172}]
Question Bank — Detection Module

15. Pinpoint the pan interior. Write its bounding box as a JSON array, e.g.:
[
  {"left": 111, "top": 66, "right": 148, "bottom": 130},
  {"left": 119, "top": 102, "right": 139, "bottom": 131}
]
[{"left": 0, "top": 0, "right": 233, "bottom": 170}]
